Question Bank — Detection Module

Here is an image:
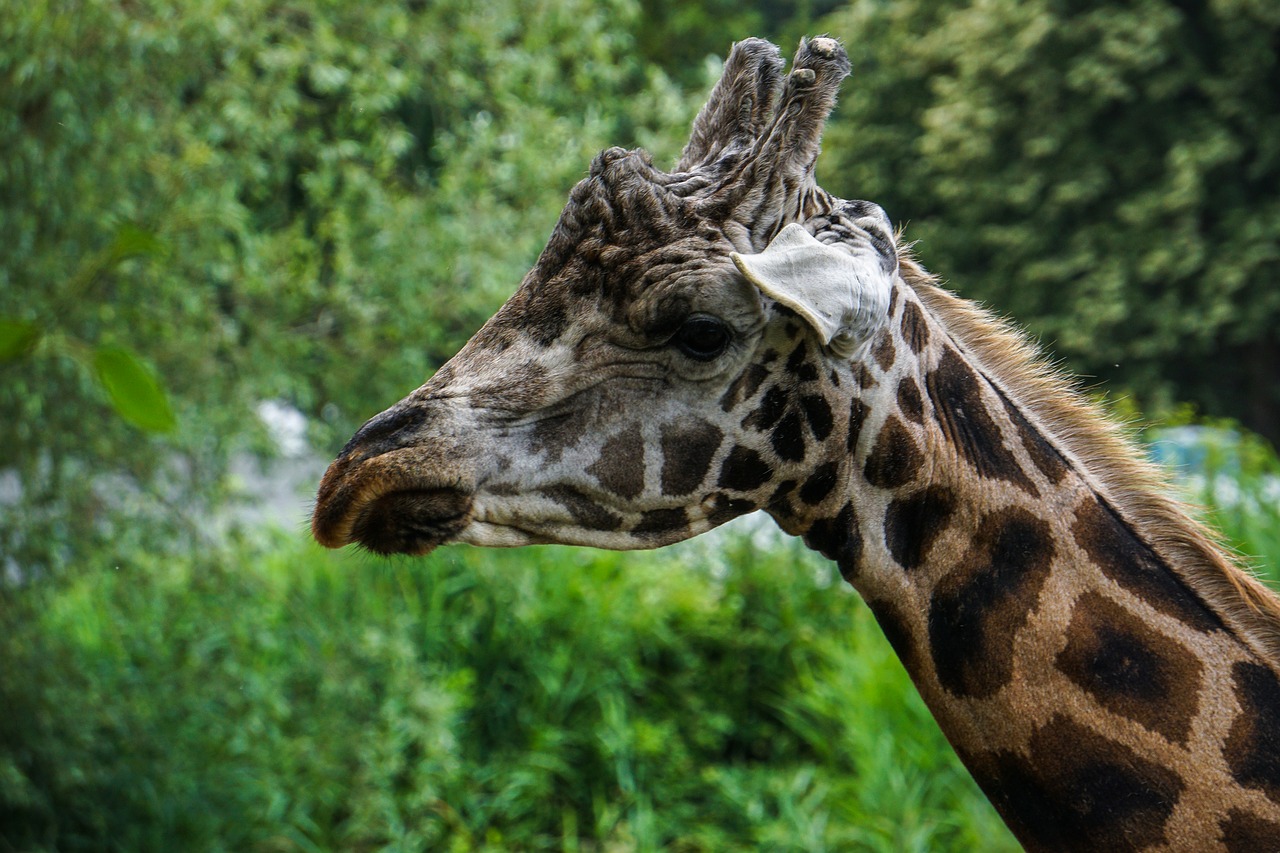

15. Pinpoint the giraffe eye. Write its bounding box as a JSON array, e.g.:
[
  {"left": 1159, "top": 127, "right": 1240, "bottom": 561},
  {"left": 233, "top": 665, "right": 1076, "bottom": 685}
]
[{"left": 673, "top": 315, "right": 731, "bottom": 361}]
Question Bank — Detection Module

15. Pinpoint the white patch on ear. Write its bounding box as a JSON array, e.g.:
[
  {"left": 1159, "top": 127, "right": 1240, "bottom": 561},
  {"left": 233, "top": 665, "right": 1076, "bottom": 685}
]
[{"left": 731, "top": 223, "right": 893, "bottom": 359}]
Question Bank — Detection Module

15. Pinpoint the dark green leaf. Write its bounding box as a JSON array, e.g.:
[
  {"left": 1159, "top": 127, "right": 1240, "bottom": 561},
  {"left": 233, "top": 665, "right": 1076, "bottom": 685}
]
[
  {"left": 0, "top": 318, "right": 42, "bottom": 362},
  {"left": 92, "top": 345, "right": 176, "bottom": 432}
]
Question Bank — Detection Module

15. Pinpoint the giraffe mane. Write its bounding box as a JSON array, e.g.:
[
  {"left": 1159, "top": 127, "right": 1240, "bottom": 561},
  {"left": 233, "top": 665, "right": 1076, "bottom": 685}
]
[{"left": 896, "top": 251, "right": 1280, "bottom": 668}]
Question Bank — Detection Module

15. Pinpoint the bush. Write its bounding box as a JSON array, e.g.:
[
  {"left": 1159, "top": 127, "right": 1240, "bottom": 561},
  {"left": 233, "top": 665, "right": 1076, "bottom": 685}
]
[{"left": 0, "top": 528, "right": 1015, "bottom": 852}]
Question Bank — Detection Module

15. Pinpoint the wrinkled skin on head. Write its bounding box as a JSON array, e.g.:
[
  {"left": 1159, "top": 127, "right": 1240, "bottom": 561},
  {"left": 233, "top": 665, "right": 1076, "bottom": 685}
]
[{"left": 311, "top": 37, "right": 897, "bottom": 556}]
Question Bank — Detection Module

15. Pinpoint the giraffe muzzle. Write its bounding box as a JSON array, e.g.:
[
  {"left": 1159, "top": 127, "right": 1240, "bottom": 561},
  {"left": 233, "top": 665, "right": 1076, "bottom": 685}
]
[
  {"left": 345, "top": 486, "right": 473, "bottom": 556},
  {"left": 311, "top": 400, "right": 480, "bottom": 555},
  {"left": 312, "top": 451, "right": 477, "bottom": 555}
]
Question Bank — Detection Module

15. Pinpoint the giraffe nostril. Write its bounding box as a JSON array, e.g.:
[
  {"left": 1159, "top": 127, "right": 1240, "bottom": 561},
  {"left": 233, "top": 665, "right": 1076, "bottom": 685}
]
[
  {"left": 349, "top": 487, "right": 472, "bottom": 556},
  {"left": 342, "top": 403, "right": 421, "bottom": 461}
]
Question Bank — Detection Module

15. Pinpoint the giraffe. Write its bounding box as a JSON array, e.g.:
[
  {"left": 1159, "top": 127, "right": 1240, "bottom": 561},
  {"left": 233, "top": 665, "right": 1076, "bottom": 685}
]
[{"left": 311, "top": 37, "right": 1280, "bottom": 851}]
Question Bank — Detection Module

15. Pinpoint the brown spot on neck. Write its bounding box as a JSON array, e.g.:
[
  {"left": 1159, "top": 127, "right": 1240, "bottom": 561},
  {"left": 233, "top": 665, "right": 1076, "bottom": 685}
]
[
  {"left": 1224, "top": 661, "right": 1280, "bottom": 806},
  {"left": 1219, "top": 809, "right": 1280, "bottom": 852},
  {"left": 1071, "top": 496, "right": 1224, "bottom": 634},
  {"left": 863, "top": 415, "right": 922, "bottom": 489},
  {"left": 925, "top": 347, "right": 1039, "bottom": 496},
  {"left": 798, "top": 461, "right": 840, "bottom": 505},
  {"left": 1056, "top": 591, "right": 1202, "bottom": 745},
  {"left": 846, "top": 398, "right": 868, "bottom": 453},
  {"left": 897, "top": 376, "right": 924, "bottom": 424},
  {"left": 883, "top": 485, "right": 957, "bottom": 573},
  {"left": 998, "top": 392, "right": 1069, "bottom": 484},
  {"left": 786, "top": 341, "right": 819, "bottom": 381},
  {"left": 871, "top": 328, "right": 896, "bottom": 371},
  {"left": 800, "top": 394, "right": 834, "bottom": 440},
  {"left": 900, "top": 299, "right": 930, "bottom": 355},
  {"left": 803, "top": 501, "right": 861, "bottom": 571},
  {"left": 966, "top": 715, "right": 1184, "bottom": 852},
  {"left": 927, "top": 506, "right": 1054, "bottom": 699}
]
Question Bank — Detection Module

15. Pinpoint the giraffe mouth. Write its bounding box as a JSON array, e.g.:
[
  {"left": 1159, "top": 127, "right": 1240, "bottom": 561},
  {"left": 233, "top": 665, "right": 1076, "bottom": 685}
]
[
  {"left": 311, "top": 443, "right": 477, "bottom": 556},
  {"left": 344, "top": 487, "right": 473, "bottom": 556}
]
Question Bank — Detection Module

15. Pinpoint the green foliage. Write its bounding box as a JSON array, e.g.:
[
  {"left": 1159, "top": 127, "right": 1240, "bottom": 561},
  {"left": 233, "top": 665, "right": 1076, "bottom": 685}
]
[
  {"left": 821, "top": 0, "right": 1280, "bottom": 441},
  {"left": 0, "top": 220, "right": 175, "bottom": 435},
  {"left": 633, "top": 0, "right": 845, "bottom": 87},
  {"left": 91, "top": 346, "right": 177, "bottom": 433},
  {"left": 0, "top": 533, "right": 1016, "bottom": 852},
  {"left": 0, "top": 0, "right": 701, "bottom": 570},
  {"left": 0, "top": 318, "right": 41, "bottom": 362}
]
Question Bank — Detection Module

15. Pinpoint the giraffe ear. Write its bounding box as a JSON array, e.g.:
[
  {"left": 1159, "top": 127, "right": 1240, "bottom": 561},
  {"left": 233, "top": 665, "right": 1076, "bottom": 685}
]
[{"left": 731, "top": 223, "right": 893, "bottom": 359}]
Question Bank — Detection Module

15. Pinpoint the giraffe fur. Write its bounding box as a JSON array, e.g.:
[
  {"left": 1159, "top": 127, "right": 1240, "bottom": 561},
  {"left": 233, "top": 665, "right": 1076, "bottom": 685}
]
[{"left": 312, "top": 36, "right": 1280, "bottom": 852}]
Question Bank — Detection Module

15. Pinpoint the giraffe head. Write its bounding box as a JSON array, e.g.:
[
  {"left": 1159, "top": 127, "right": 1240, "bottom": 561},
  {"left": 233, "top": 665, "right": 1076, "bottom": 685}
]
[{"left": 312, "top": 37, "right": 896, "bottom": 556}]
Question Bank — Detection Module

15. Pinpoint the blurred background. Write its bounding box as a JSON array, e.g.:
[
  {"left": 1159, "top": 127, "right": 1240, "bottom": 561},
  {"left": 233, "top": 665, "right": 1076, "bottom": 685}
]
[{"left": 1, "top": 0, "right": 1277, "bottom": 849}]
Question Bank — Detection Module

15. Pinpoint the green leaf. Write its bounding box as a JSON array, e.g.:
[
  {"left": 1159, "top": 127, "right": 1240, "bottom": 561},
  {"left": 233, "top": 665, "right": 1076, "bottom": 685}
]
[
  {"left": 92, "top": 345, "right": 176, "bottom": 433},
  {"left": 0, "top": 318, "right": 42, "bottom": 362},
  {"left": 107, "top": 223, "right": 166, "bottom": 263}
]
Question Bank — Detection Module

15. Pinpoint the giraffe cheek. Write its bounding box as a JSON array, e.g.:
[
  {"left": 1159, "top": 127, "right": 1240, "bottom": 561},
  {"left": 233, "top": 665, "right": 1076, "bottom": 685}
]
[
  {"left": 659, "top": 417, "right": 724, "bottom": 497},
  {"left": 586, "top": 424, "right": 647, "bottom": 499}
]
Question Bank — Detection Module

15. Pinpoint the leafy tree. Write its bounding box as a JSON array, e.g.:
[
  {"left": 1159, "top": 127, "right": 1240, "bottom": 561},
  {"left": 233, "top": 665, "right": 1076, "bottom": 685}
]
[
  {"left": 634, "top": 0, "right": 845, "bottom": 87},
  {"left": 822, "top": 0, "right": 1280, "bottom": 441},
  {"left": 0, "top": 0, "right": 699, "bottom": 571}
]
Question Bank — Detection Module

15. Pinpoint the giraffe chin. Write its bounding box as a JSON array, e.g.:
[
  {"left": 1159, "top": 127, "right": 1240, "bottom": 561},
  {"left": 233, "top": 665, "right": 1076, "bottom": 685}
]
[{"left": 346, "top": 487, "right": 473, "bottom": 556}]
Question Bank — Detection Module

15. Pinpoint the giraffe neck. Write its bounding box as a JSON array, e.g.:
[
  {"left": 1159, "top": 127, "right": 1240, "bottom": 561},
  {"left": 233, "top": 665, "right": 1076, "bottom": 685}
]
[{"left": 812, "top": 279, "right": 1280, "bottom": 851}]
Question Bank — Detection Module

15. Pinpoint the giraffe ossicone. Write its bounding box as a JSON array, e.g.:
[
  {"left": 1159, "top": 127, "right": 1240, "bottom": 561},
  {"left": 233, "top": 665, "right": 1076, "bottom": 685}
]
[{"left": 313, "top": 37, "right": 1280, "bottom": 852}]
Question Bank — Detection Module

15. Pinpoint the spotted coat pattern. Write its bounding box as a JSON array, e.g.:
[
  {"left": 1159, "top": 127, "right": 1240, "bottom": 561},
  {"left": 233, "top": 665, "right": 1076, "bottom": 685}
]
[
  {"left": 312, "top": 37, "right": 1280, "bottom": 852},
  {"left": 839, "top": 285, "right": 1280, "bottom": 851}
]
